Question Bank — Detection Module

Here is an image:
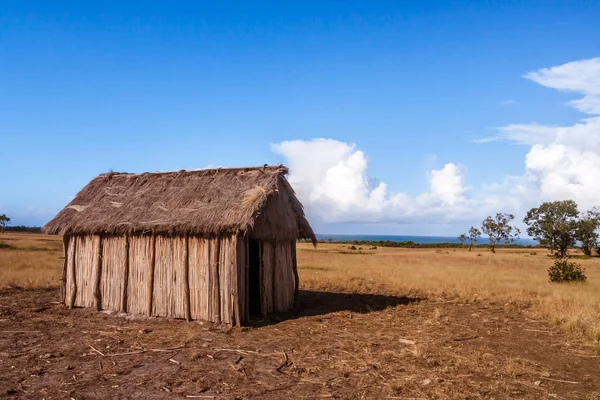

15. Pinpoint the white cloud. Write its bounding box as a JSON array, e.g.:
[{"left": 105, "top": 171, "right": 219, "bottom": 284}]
[
  {"left": 271, "top": 139, "right": 506, "bottom": 224},
  {"left": 501, "top": 99, "right": 516, "bottom": 106},
  {"left": 271, "top": 57, "right": 600, "bottom": 229},
  {"left": 494, "top": 58, "right": 600, "bottom": 211},
  {"left": 524, "top": 57, "right": 600, "bottom": 114}
]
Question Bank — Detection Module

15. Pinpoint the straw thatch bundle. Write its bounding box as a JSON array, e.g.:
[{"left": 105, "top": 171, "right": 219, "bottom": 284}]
[{"left": 44, "top": 165, "right": 315, "bottom": 243}]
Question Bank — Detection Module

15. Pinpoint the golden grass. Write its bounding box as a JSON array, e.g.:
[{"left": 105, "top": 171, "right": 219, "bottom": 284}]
[
  {"left": 1, "top": 233, "right": 599, "bottom": 345},
  {"left": 0, "top": 233, "right": 63, "bottom": 289},
  {"left": 297, "top": 243, "right": 600, "bottom": 344}
]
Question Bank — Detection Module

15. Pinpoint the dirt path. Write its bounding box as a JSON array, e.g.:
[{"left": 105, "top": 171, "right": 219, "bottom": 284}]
[{"left": 1, "top": 288, "right": 599, "bottom": 399}]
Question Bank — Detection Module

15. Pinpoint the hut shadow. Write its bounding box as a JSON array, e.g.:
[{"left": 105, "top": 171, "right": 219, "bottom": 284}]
[{"left": 248, "top": 290, "right": 423, "bottom": 327}]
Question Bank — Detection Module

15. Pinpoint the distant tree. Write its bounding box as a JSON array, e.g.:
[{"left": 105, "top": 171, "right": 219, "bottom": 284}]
[
  {"left": 481, "top": 213, "right": 520, "bottom": 253},
  {"left": 457, "top": 233, "right": 468, "bottom": 247},
  {"left": 468, "top": 226, "right": 481, "bottom": 251},
  {"left": 523, "top": 200, "right": 579, "bottom": 258},
  {"left": 575, "top": 208, "right": 600, "bottom": 257},
  {"left": 0, "top": 214, "right": 10, "bottom": 234}
]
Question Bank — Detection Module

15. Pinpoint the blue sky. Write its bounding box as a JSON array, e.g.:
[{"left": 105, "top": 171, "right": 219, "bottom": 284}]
[{"left": 2, "top": 1, "right": 600, "bottom": 235}]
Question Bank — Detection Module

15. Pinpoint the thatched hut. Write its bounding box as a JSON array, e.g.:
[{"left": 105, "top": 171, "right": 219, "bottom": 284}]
[{"left": 43, "top": 165, "right": 315, "bottom": 326}]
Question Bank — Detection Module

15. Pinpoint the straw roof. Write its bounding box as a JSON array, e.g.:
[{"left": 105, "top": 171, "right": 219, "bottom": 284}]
[{"left": 43, "top": 165, "right": 316, "bottom": 243}]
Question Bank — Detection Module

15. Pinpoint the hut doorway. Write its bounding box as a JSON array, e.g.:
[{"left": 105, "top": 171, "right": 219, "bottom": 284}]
[{"left": 248, "top": 239, "right": 262, "bottom": 317}]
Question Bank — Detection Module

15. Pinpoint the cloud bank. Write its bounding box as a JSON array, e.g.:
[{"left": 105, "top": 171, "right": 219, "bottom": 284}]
[{"left": 272, "top": 57, "right": 600, "bottom": 226}]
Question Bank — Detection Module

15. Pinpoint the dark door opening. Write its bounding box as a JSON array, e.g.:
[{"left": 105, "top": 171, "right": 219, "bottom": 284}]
[{"left": 248, "top": 239, "right": 262, "bottom": 317}]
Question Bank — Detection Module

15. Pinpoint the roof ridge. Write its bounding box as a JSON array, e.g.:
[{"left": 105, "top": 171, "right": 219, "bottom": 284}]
[{"left": 98, "top": 165, "right": 288, "bottom": 178}]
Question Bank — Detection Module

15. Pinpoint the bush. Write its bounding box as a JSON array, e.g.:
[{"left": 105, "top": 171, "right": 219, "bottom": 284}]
[
  {"left": 548, "top": 259, "right": 587, "bottom": 283},
  {"left": 349, "top": 245, "right": 357, "bottom": 250}
]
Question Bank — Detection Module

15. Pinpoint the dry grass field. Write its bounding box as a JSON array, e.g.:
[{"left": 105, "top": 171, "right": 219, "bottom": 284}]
[
  {"left": 1, "top": 233, "right": 599, "bottom": 344},
  {"left": 2, "top": 233, "right": 600, "bottom": 398},
  {"left": 297, "top": 243, "right": 600, "bottom": 345}
]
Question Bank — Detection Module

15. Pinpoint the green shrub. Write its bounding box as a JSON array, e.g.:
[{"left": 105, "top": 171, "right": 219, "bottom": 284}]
[{"left": 548, "top": 258, "right": 587, "bottom": 283}]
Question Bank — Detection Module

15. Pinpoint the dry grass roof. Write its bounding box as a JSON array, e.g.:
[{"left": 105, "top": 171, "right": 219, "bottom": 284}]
[{"left": 43, "top": 165, "right": 316, "bottom": 243}]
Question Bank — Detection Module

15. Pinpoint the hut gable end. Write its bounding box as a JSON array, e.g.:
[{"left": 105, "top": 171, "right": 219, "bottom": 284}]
[{"left": 43, "top": 166, "right": 316, "bottom": 243}]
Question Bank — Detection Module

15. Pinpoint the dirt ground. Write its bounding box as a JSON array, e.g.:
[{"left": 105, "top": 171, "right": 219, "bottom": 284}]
[{"left": 1, "top": 288, "right": 599, "bottom": 399}]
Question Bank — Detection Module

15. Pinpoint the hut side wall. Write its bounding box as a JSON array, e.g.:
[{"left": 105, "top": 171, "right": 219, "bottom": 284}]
[
  {"left": 260, "top": 241, "right": 296, "bottom": 317},
  {"left": 62, "top": 234, "right": 295, "bottom": 325}
]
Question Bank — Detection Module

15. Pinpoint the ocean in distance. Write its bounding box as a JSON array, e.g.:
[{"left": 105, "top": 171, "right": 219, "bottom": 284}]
[{"left": 315, "top": 234, "right": 538, "bottom": 246}]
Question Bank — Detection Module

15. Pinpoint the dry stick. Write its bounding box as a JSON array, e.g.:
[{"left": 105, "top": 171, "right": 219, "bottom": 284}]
[
  {"left": 539, "top": 377, "right": 580, "bottom": 384},
  {"left": 147, "top": 235, "right": 156, "bottom": 316},
  {"left": 69, "top": 237, "right": 77, "bottom": 308},
  {"left": 93, "top": 235, "right": 103, "bottom": 311},
  {"left": 183, "top": 235, "right": 191, "bottom": 322},
  {"left": 105, "top": 346, "right": 185, "bottom": 357},
  {"left": 121, "top": 235, "right": 130, "bottom": 313},
  {"left": 60, "top": 236, "right": 69, "bottom": 303},
  {"left": 2, "top": 330, "right": 41, "bottom": 333},
  {"left": 89, "top": 345, "right": 105, "bottom": 357}
]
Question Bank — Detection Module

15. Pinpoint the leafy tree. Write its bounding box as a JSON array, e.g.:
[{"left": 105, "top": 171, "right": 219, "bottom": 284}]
[
  {"left": 468, "top": 226, "right": 481, "bottom": 251},
  {"left": 0, "top": 214, "right": 10, "bottom": 234},
  {"left": 457, "top": 233, "right": 468, "bottom": 247},
  {"left": 481, "top": 213, "right": 520, "bottom": 253},
  {"left": 576, "top": 209, "right": 600, "bottom": 256},
  {"left": 523, "top": 200, "right": 579, "bottom": 258}
]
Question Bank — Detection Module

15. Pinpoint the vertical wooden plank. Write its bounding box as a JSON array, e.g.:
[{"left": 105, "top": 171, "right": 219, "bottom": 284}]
[
  {"left": 93, "top": 235, "right": 103, "bottom": 311},
  {"left": 245, "top": 237, "right": 250, "bottom": 321},
  {"left": 121, "top": 235, "right": 130, "bottom": 312},
  {"left": 183, "top": 235, "right": 191, "bottom": 322},
  {"left": 219, "top": 238, "right": 231, "bottom": 324},
  {"left": 210, "top": 239, "right": 221, "bottom": 322},
  {"left": 261, "top": 241, "right": 274, "bottom": 317},
  {"left": 291, "top": 241, "right": 299, "bottom": 301},
  {"left": 237, "top": 235, "right": 247, "bottom": 325},
  {"left": 148, "top": 235, "right": 156, "bottom": 316},
  {"left": 68, "top": 236, "right": 78, "bottom": 308},
  {"left": 60, "top": 236, "right": 69, "bottom": 303},
  {"left": 230, "top": 235, "right": 240, "bottom": 326},
  {"left": 271, "top": 241, "right": 278, "bottom": 312}
]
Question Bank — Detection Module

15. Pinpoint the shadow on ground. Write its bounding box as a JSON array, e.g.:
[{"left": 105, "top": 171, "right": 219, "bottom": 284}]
[{"left": 249, "top": 290, "right": 423, "bottom": 326}]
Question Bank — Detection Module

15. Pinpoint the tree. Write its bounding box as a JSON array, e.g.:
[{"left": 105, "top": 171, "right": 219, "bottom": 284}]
[
  {"left": 523, "top": 200, "right": 579, "bottom": 258},
  {"left": 575, "top": 209, "right": 600, "bottom": 256},
  {"left": 457, "top": 233, "right": 468, "bottom": 247},
  {"left": 468, "top": 226, "right": 481, "bottom": 251},
  {"left": 481, "top": 213, "right": 520, "bottom": 253},
  {"left": 0, "top": 214, "right": 10, "bottom": 234}
]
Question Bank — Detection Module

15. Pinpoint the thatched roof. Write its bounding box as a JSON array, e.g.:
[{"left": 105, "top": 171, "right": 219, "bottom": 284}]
[{"left": 43, "top": 165, "right": 316, "bottom": 243}]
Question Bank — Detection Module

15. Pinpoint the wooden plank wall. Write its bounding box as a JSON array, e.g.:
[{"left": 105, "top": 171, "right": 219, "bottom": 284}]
[
  {"left": 100, "top": 236, "right": 125, "bottom": 311},
  {"left": 189, "top": 237, "right": 210, "bottom": 321},
  {"left": 261, "top": 241, "right": 296, "bottom": 316},
  {"left": 127, "top": 236, "right": 153, "bottom": 315},
  {"left": 74, "top": 235, "right": 98, "bottom": 308},
  {"left": 64, "top": 235, "right": 76, "bottom": 307},
  {"left": 62, "top": 234, "right": 296, "bottom": 325}
]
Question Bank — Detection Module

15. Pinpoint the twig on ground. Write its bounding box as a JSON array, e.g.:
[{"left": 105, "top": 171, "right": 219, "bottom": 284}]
[
  {"left": 89, "top": 345, "right": 105, "bottom": 357},
  {"left": 539, "top": 377, "right": 579, "bottom": 384},
  {"left": 453, "top": 335, "right": 479, "bottom": 342}
]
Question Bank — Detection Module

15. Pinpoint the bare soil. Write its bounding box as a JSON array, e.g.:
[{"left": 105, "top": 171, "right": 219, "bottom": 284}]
[{"left": 1, "top": 288, "right": 599, "bottom": 399}]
